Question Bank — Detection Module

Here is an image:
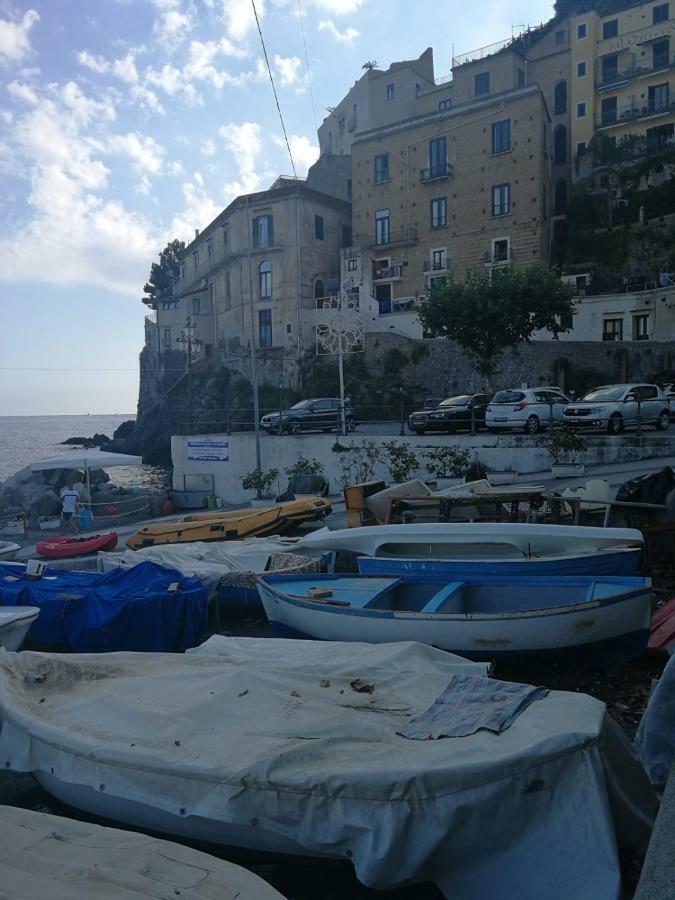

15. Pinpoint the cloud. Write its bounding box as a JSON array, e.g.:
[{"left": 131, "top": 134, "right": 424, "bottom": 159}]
[
  {"left": 78, "top": 50, "right": 109, "bottom": 74},
  {"left": 201, "top": 137, "right": 216, "bottom": 156},
  {"left": 153, "top": 8, "right": 192, "bottom": 42},
  {"left": 218, "top": 121, "right": 264, "bottom": 198},
  {"left": 79, "top": 50, "right": 139, "bottom": 85},
  {"left": 274, "top": 54, "right": 301, "bottom": 86},
  {"left": 0, "top": 9, "right": 39, "bottom": 66},
  {"left": 318, "top": 20, "right": 359, "bottom": 45},
  {"left": 146, "top": 64, "right": 202, "bottom": 105},
  {"left": 61, "top": 81, "right": 116, "bottom": 126},
  {"left": 183, "top": 38, "right": 250, "bottom": 89},
  {"left": 310, "top": 0, "right": 364, "bottom": 10},
  {"left": 167, "top": 159, "right": 185, "bottom": 175},
  {"left": 274, "top": 133, "right": 318, "bottom": 173},
  {"left": 215, "top": 0, "right": 264, "bottom": 42},
  {"left": 169, "top": 173, "right": 220, "bottom": 242},
  {"left": 7, "top": 81, "right": 39, "bottom": 106},
  {"left": 107, "top": 132, "right": 165, "bottom": 175}
]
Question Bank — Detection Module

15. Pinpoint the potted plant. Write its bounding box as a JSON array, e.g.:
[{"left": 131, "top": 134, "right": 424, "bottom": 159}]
[
  {"left": 241, "top": 467, "right": 280, "bottom": 500},
  {"left": 335, "top": 441, "right": 382, "bottom": 489},
  {"left": 284, "top": 458, "right": 327, "bottom": 495},
  {"left": 423, "top": 445, "right": 471, "bottom": 487},
  {"left": 382, "top": 441, "right": 420, "bottom": 484},
  {"left": 538, "top": 428, "right": 587, "bottom": 477}
]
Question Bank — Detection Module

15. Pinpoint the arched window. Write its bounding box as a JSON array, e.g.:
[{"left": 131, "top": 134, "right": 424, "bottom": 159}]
[
  {"left": 314, "top": 279, "right": 325, "bottom": 300},
  {"left": 554, "top": 125, "right": 568, "bottom": 165},
  {"left": 554, "top": 81, "right": 567, "bottom": 115},
  {"left": 259, "top": 261, "right": 271, "bottom": 299},
  {"left": 554, "top": 179, "right": 568, "bottom": 215}
]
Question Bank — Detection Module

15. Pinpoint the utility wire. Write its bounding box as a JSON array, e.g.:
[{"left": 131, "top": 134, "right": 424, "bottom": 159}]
[
  {"left": 250, "top": 0, "right": 297, "bottom": 178},
  {"left": 296, "top": 0, "right": 318, "bottom": 131}
]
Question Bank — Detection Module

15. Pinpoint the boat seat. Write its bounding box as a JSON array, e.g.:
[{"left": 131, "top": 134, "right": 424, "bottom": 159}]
[{"left": 421, "top": 581, "right": 464, "bottom": 614}]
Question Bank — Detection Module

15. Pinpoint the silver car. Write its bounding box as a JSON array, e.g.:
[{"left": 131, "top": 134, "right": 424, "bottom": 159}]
[{"left": 563, "top": 384, "right": 671, "bottom": 434}]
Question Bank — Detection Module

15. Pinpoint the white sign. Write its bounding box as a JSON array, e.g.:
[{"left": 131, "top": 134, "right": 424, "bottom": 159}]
[{"left": 187, "top": 440, "right": 229, "bottom": 462}]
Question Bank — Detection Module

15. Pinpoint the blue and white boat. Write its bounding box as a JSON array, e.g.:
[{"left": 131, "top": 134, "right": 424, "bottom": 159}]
[
  {"left": 257, "top": 573, "right": 652, "bottom": 660},
  {"left": 296, "top": 523, "right": 644, "bottom": 577}
]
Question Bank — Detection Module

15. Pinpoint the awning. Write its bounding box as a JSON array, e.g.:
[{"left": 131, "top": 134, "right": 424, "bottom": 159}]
[{"left": 31, "top": 449, "right": 143, "bottom": 472}]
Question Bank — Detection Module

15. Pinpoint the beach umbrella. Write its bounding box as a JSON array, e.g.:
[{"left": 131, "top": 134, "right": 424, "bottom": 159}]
[{"left": 31, "top": 449, "right": 143, "bottom": 514}]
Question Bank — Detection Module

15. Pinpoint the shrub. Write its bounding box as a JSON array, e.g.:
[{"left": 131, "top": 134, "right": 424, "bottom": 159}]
[
  {"left": 537, "top": 428, "right": 587, "bottom": 465},
  {"left": 334, "top": 441, "right": 382, "bottom": 489},
  {"left": 285, "top": 458, "right": 326, "bottom": 480},
  {"left": 381, "top": 441, "right": 420, "bottom": 483},
  {"left": 241, "top": 467, "right": 280, "bottom": 498},
  {"left": 423, "top": 445, "right": 471, "bottom": 479}
]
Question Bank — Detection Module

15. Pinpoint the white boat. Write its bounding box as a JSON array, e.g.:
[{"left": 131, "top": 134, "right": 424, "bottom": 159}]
[
  {"left": 0, "top": 540, "right": 21, "bottom": 561},
  {"left": 257, "top": 573, "right": 653, "bottom": 661},
  {"left": 0, "top": 606, "right": 39, "bottom": 651},
  {"left": 0, "top": 639, "right": 656, "bottom": 899},
  {"left": 297, "top": 523, "right": 644, "bottom": 577},
  {"left": 0, "top": 804, "right": 286, "bottom": 900}
]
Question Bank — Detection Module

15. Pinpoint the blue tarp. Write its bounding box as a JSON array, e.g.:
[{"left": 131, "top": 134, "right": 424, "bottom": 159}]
[{"left": 0, "top": 561, "right": 208, "bottom": 652}]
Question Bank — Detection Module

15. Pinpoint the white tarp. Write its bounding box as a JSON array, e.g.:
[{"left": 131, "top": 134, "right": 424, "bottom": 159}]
[
  {"left": 0, "top": 639, "right": 656, "bottom": 899},
  {"left": 31, "top": 449, "right": 143, "bottom": 471},
  {"left": 0, "top": 804, "right": 285, "bottom": 900},
  {"left": 635, "top": 650, "right": 675, "bottom": 787}
]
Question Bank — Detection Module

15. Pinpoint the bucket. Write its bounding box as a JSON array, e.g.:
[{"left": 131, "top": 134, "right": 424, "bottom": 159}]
[{"left": 206, "top": 495, "right": 217, "bottom": 509}]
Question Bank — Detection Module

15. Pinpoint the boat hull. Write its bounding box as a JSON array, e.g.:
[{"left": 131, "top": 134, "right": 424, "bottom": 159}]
[
  {"left": 0, "top": 541, "right": 21, "bottom": 561},
  {"left": 37, "top": 532, "right": 118, "bottom": 559},
  {"left": 358, "top": 547, "right": 642, "bottom": 578},
  {"left": 0, "top": 608, "right": 40, "bottom": 651},
  {"left": 258, "top": 576, "right": 652, "bottom": 662}
]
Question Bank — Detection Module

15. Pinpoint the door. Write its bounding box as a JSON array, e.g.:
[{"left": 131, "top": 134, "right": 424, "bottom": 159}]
[
  {"left": 310, "top": 400, "right": 334, "bottom": 429},
  {"left": 471, "top": 396, "right": 490, "bottom": 426},
  {"left": 547, "top": 391, "right": 570, "bottom": 422},
  {"left": 635, "top": 385, "right": 660, "bottom": 423}
]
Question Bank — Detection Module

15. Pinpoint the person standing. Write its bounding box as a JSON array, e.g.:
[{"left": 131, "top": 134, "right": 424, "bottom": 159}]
[{"left": 60, "top": 483, "right": 80, "bottom": 532}]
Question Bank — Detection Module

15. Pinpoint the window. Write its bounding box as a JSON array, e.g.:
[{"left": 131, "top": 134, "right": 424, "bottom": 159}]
[
  {"left": 431, "top": 197, "right": 447, "bottom": 228},
  {"left": 252, "top": 214, "right": 273, "bottom": 248},
  {"left": 649, "top": 82, "right": 670, "bottom": 111},
  {"left": 602, "top": 318, "right": 623, "bottom": 341},
  {"left": 192, "top": 251, "right": 199, "bottom": 272},
  {"left": 577, "top": 140, "right": 587, "bottom": 157},
  {"left": 163, "top": 328, "right": 171, "bottom": 348},
  {"left": 577, "top": 61, "right": 587, "bottom": 77},
  {"left": 554, "top": 124, "right": 567, "bottom": 164},
  {"left": 438, "top": 98, "right": 452, "bottom": 111},
  {"left": 193, "top": 297, "right": 201, "bottom": 316},
  {"left": 314, "top": 214, "right": 324, "bottom": 240},
  {"left": 161, "top": 300, "right": 179, "bottom": 310},
  {"left": 258, "top": 309, "right": 272, "bottom": 348},
  {"left": 374, "top": 153, "right": 390, "bottom": 183},
  {"left": 415, "top": 82, "right": 421, "bottom": 96},
  {"left": 375, "top": 208, "right": 390, "bottom": 245},
  {"left": 342, "top": 224, "right": 352, "bottom": 247},
  {"left": 577, "top": 101, "right": 587, "bottom": 118},
  {"left": 179, "top": 262, "right": 185, "bottom": 280},
  {"left": 554, "top": 81, "right": 567, "bottom": 115},
  {"left": 491, "top": 119, "right": 511, "bottom": 154},
  {"left": 431, "top": 248, "right": 447, "bottom": 270},
  {"left": 222, "top": 228, "right": 229, "bottom": 252},
  {"left": 314, "top": 279, "right": 324, "bottom": 301},
  {"left": 428, "top": 136, "right": 448, "bottom": 177},
  {"left": 347, "top": 258, "right": 357, "bottom": 271},
  {"left": 517, "top": 69, "right": 525, "bottom": 87},
  {"left": 654, "top": 38, "right": 670, "bottom": 69},
  {"left": 654, "top": 3, "right": 669, "bottom": 24},
  {"left": 601, "top": 54, "right": 618, "bottom": 82},
  {"left": 492, "top": 238, "right": 510, "bottom": 262},
  {"left": 491, "top": 183, "right": 511, "bottom": 216},
  {"left": 386, "top": 83, "right": 395, "bottom": 100},
  {"left": 577, "top": 22, "right": 587, "bottom": 39},
  {"left": 601, "top": 95, "right": 617, "bottom": 124},
  {"left": 207, "top": 240, "right": 213, "bottom": 265},
  {"left": 259, "top": 260, "right": 272, "bottom": 299},
  {"left": 555, "top": 29, "right": 567, "bottom": 45},
  {"left": 475, "top": 72, "right": 490, "bottom": 96},
  {"left": 225, "top": 271, "right": 231, "bottom": 310},
  {"left": 375, "top": 282, "right": 392, "bottom": 314},
  {"left": 346, "top": 178, "right": 352, "bottom": 200},
  {"left": 633, "top": 314, "right": 649, "bottom": 340},
  {"left": 603, "top": 19, "right": 618, "bottom": 39},
  {"left": 554, "top": 179, "right": 567, "bottom": 215}
]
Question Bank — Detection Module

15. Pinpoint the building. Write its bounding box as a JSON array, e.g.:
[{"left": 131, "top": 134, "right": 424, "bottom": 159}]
[{"left": 570, "top": 0, "right": 675, "bottom": 180}]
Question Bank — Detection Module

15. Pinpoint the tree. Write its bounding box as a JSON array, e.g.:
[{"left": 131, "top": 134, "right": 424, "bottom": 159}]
[
  {"left": 362, "top": 60, "right": 378, "bottom": 70},
  {"left": 142, "top": 238, "right": 185, "bottom": 306},
  {"left": 417, "top": 263, "right": 575, "bottom": 384}
]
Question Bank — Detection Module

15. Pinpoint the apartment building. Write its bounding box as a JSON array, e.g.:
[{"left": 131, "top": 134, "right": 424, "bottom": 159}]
[{"left": 571, "top": 0, "right": 675, "bottom": 178}]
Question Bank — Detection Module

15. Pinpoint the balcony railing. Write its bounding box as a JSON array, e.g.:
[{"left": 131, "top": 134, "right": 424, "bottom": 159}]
[
  {"left": 423, "top": 259, "right": 448, "bottom": 273},
  {"left": 597, "top": 54, "right": 675, "bottom": 89},
  {"left": 373, "top": 264, "right": 403, "bottom": 281},
  {"left": 378, "top": 296, "right": 422, "bottom": 316},
  {"left": 420, "top": 161, "right": 454, "bottom": 183},
  {"left": 599, "top": 98, "right": 674, "bottom": 128},
  {"left": 367, "top": 227, "right": 419, "bottom": 249},
  {"left": 483, "top": 247, "right": 513, "bottom": 264}
]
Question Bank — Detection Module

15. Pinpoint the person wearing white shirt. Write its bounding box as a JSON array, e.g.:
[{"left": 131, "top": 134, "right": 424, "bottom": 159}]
[{"left": 60, "top": 484, "right": 80, "bottom": 532}]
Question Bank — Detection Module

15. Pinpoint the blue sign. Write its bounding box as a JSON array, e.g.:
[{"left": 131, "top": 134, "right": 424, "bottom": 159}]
[{"left": 187, "top": 440, "right": 229, "bottom": 462}]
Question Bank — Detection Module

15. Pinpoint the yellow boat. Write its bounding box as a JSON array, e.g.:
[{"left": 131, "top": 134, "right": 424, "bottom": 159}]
[
  {"left": 127, "top": 506, "right": 286, "bottom": 550},
  {"left": 182, "top": 497, "right": 331, "bottom": 526}
]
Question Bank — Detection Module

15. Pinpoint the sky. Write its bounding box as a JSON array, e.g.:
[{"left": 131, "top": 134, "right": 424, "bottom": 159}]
[{"left": 0, "top": 0, "right": 555, "bottom": 416}]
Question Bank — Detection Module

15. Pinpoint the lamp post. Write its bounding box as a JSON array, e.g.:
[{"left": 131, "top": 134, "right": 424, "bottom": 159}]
[
  {"left": 315, "top": 292, "right": 364, "bottom": 436},
  {"left": 176, "top": 315, "right": 202, "bottom": 433}
]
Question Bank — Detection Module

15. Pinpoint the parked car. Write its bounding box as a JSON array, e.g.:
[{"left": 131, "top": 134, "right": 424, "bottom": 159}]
[
  {"left": 485, "top": 387, "right": 570, "bottom": 434},
  {"left": 656, "top": 382, "right": 675, "bottom": 420},
  {"left": 408, "top": 393, "right": 492, "bottom": 435},
  {"left": 563, "top": 383, "right": 670, "bottom": 434},
  {"left": 261, "top": 398, "right": 357, "bottom": 435}
]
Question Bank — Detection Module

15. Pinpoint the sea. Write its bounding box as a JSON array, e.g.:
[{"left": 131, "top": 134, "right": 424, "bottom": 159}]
[{"left": 0, "top": 415, "right": 170, "bottom": 489}]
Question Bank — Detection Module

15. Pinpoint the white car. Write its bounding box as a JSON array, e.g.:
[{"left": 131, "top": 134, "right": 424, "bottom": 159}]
[
  {"left": 562, "top": 383, "right": 670, "bottom": 433},
  {"left": 486, "top": 387, "right": 570, "bottom": 434}
]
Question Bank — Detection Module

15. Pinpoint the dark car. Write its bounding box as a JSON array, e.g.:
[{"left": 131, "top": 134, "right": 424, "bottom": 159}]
[
  {"left": 408, "top": 393, "right": 492, "bottom": 435},
  {"left": 261, "top": 398, "right": 357, "bottom": 435}
]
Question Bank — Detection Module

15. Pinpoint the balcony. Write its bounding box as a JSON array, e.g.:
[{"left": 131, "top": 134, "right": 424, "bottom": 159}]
[
  {"left": 599, "top": 99, "right": 675, "bottom": 129},
  {"left": 420, "top": 161, "right": 454, "bottom": 183},
  {"left": 483, "top": 246, "right": 513, "bottom": 265},
  {"left": 367, "top": 227, "right": 418, "bottom": 250},
  {"left": 423, "top": 259, "right": 448, "bottom": 273},
  {"left": 373, "top": 263, "right": 403, "bottom": 282},
  {"left": 597, "top": 54, "right": 675, "bottom": 90},
  {"left": 378, "top": 296, "right": 422, "bottom": 316}
]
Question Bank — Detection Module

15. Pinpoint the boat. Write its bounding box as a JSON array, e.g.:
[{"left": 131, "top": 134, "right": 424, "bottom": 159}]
[
  {"left": 0, "top": 561, "right": 207, "bottom": 652},
  {"left": 648, "top": 596, "right": 675, "bottom": 655},
  {"left": 296, "top": 523, "right": 644, "bottom": 577},
  {"left": 0, "top": 607, "right": 40, "bottom": 651},
  {"left": 256, "top": 572, "right": 653, "bottom": 660},
  {"left": 0, "top": 540, "right": 21, "bottom": 561},
  {"left": 0, "top": 637, "right": 656, "bottom": 899},
  {"left": 36, "top": 531, "right": 118, "bottom": 559},
  {"left": 0, "top": 804, "right": 286, "bottom": 900},
  {"left": 183, "top": 497, "right": 332, "bottom": 525},
  {"left": 127, "top": 506, "right": 287, "bottom": 549}
]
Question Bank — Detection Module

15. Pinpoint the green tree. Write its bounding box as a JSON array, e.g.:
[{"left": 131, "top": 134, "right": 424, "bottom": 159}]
[
  {"left": 142, "top": 238, "right": 186, "bottom": 306},
  {"left": 417, "top": 263, "right": 574, "bottom": 384}
]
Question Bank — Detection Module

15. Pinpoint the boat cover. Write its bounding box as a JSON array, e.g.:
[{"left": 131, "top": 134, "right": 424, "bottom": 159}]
[
  {"left": 635, "top": 650, "right": 675, "bottom": 787},
  {"left": 0, "top": 561, "right": 207, "bottom": 652},
  {"left": 0, "top": 638, "right": 656, "bottom": 900},
  {"left": 0, "top": 804, "right": 286, "bottom": 900}
]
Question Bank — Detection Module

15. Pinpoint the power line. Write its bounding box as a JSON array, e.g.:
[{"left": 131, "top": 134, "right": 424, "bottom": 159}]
[
  {"left": 250, "top": 0, "right": 297, "bottom": 178},
  {"left": 296, "top": 0, "right": 318, "bottom": 131}
]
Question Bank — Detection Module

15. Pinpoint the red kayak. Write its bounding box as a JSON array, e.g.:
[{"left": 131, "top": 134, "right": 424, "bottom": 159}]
[
  {"left": 37, "top": 532, "right": 118, "bottom": 559},
  {"left": 648, "top": 596, "right": 675, "bottom": 656}
]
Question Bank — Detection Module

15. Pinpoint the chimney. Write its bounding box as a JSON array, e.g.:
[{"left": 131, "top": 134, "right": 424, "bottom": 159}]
[{"left": 195, "top": 228, "right": 200, "bottom": 239}]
